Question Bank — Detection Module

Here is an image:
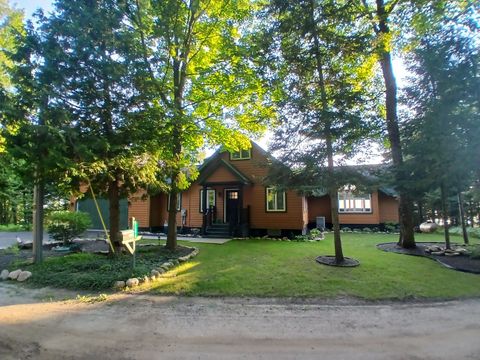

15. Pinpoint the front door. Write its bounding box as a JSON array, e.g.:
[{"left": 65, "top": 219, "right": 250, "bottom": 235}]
[{"left": 225, "top": 189, "right": 240, "bottom": 225}]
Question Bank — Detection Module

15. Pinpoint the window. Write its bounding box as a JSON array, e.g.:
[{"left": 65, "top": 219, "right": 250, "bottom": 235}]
[
  {"left": 230, "top": 148, "right": 251, "bottom": 160},
  {"left": 338, "top": 186, "right": 371, "bottom": 213},
  {"left": 266, "top": 187, "right": 286, "bottom": 212},
  {"left": 228, "top": 191, "right": 238, "bottom": 199},
  {"left": 199, "top": 189, "right": 216, "bottom": 212},
  {"left": 167, "top": 193, "right": 182, "bottom": 211}
]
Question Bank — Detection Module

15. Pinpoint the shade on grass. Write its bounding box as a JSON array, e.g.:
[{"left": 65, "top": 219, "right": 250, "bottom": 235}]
[{"left": 145, "top": 233, "right": 480, "bottom": 300}]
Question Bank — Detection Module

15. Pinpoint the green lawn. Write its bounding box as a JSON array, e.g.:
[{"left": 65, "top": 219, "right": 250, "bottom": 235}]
[{"left": 141, "top": 233, "right": 480, "bottom": 300}]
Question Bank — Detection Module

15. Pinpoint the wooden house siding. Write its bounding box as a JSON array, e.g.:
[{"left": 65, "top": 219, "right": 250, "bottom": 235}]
[
  {"left": 308, "top": 196, "right": 332, "bottom": 223},
  {"left": 204, "top": 166, "right": 240, "bottom": 183},
  {"left": 378, "top": 192, "right": 399, "bottom": 223},
  {"left": 128, "top": 190, "right": 150, "bottom": 228}
]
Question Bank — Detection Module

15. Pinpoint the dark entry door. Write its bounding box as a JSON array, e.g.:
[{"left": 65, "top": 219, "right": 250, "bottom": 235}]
[{"left": 225, "top": 190, "right": 240, "bottom": 225}]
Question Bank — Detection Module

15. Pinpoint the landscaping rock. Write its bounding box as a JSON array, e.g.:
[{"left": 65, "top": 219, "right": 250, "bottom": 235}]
[
  {"left": 431, "top": 251, "right": 445, "bottom": 256},
  {"left": 170, "top": 259, "right": 179, "bottom": 266},
  {"left": 156, "top": 268, "right": 165, "bottom": 274},
  {"left": 8, "top": 269, "right": 22, "bottom": 280},
  {"left": 113, "top": 281, "right": 125, "bottom": 289},
  {"left": 445, "top": 252, "right": 460, "bottom": 257},
  {"left": 455, "top": 248, "right": 468, "bottom": 254},
  {"left": 126, "top": 278, "right": 139, "bottom": 287},
  {"left": 161, "top": 262, "right": 173, "bottom": 270},
  {"left": 150, "top": 275, "right": 157, "bottom": 281},
  {"left": 0, "top": 269, "right": 9, "bottom": 280},
  {"left": 151, "top": 270, "right": 160, "bottom": 277},
  {"left": 142, "top": 275, "right": 150, "bottom": 284},
  {"left": 17, "top": 271, "right": 32, "bottom": 282},
  {"left": 178, "top": 256, "right": 189, "bottom": 262}
]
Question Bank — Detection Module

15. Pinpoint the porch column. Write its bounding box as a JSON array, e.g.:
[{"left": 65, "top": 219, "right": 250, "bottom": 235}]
[{"left": 201, "top": 184, "right": 207, "bottom": 235}]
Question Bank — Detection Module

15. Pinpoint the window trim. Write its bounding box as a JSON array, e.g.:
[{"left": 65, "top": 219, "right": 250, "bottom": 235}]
[
  {"left": 167, "top": 192, "right": 182, "bottom": 212},
  {"left": 199, "top": 189, "right": 216, "bottom": 213},
  {"left": 265, "top": 187, "right": 287, "bottom": 212},
  {"left": 230, "top": 148, "right": 251, "bottom": 161},
  {"left": 338, "top": 190, "right": 372, "bottom": 214}
]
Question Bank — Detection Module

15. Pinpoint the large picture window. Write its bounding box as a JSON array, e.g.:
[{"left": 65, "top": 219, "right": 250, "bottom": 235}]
[
  {"left": 338, "top": 186, "right": 371, "bottom": 213},
  {"left": 266, "top": 187, "right": 286, "bottom": 212},
  {"left": 199, "top": 189, "right": 216, "bottom": 212},
  {"left": 230, "top": 149, "right": 251, "bottom": 160},
  {"left": 167, "top": 193, "right": 182, "bottom": 211}
]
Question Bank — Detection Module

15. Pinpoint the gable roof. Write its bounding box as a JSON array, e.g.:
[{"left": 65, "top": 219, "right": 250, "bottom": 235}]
[{"left": 197, "top": 158, "right": 252, "bottom": 185}]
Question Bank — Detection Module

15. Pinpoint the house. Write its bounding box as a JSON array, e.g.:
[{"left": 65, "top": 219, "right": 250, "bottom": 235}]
[{"left": 77, "top": 142, "right": 399, "bottom": 237}]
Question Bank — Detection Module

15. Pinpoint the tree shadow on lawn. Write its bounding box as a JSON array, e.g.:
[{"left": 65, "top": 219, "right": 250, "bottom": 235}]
[{"left": 377, "top": 242, "right": 480, "bottom": 274}]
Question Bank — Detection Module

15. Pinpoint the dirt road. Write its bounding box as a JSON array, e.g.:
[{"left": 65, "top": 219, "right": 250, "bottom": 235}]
[{"left": 0, "top": 283, "right": 479, "bottom": 360}]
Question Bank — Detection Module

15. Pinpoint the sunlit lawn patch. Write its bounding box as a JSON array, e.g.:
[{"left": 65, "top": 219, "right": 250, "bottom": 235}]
[{"left": 145, "top": 233, "right": 480, "bottom": 300}]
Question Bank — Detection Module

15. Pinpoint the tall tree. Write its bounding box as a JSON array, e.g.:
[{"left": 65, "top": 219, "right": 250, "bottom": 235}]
[
  {"left": 260, "top": 0, "right": 381, "bottom": 263},
  {"left": 359, "top": 0, "right": 418, "bottom": 248},
  {"left": 402, "top": 15, "right": 480, "bottom": 248},
  {"left": 129, "top": 0, "right": 271, "bottom": 250},
  {"left": 35, "top": 0, "right": 167, "bottom": 254}
]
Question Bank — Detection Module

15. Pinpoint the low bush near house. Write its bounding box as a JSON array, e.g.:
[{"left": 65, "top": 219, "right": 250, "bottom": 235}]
[{"left": 46, "top": 211, "right": 91, "bottom": 245}]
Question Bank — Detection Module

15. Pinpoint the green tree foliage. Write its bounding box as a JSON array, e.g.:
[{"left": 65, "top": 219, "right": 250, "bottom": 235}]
[
  {"left": 129, "top": 0, "right": 272, "bottom": 249},
  {"left": 402, "top": 15, "right": 480, "bottom": 247},
  {"left": 0, "top": 0, "right": 24, "bottom": 89},
  {"left": 260, "top": 0, "right": 381, "bottom": 263},
  {"left": 33, "top": 0, "right": 169, "bottom": 254}
]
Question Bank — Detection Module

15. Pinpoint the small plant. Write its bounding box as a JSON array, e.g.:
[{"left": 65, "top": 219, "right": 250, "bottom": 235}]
[
  {"left": 308, "top": 228, "right": 324, "bottom": 240},
  {"left": 371, "top": 227, "right": 379, "bottom": 233},
  {"left": 384, "top": 222, "right": 399, "bottom": 233},
  {"left": 4, "top": 243, "right": 20, "bottom": 255},
  {"left": 47, "top": 211, "right": 92, "bottom": 245},
  {"left": 76, "top": 293, "right": 109, "bottom": 304},
  {"left": 470, "top": 245, "right": 480, "bottom": 260},
  {"left": 294, "top": 235, "right": 309, "bottom": 242}
]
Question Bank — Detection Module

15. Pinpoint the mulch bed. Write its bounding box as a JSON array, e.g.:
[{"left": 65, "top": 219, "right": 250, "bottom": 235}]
[
  {"left": 377, "top": 242, "right": 480, "bottom": 274},
  {"left": 316, "top": 255, "right": 360, "bottom": 267}
]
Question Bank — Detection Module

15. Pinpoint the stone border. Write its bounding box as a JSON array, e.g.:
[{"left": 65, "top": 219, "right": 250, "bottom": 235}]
[{"left": 114, "top": 246, "right": 200, "bottom": 290}]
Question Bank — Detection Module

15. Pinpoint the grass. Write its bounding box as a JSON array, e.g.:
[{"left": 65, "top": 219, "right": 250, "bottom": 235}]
[
  {"left": 0, "top": 224, "right": 31, "bottom": 232},
  {"left": 142, "top": 232, "right": 480, "bottom": 300},
  {"left": 8, "top": 232, "right": 480, "bottom": 300}
]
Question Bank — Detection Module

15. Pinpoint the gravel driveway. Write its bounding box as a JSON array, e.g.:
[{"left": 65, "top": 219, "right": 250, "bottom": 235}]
[
  {"left": 0, "top": 232, "right": 50, "bottom": 249},
  {"left": 0, "top": 283, "right": 479, "bottom": 360}
]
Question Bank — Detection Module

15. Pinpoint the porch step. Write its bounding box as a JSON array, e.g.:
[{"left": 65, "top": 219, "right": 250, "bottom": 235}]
[{"left": 205, "top": 224, "right": 231, "bottom": 238}]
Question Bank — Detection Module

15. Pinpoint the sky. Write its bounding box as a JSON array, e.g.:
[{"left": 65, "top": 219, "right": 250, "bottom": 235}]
[
  {"left": 11, "top": 0, "right": 409, "bottom": 164},
  {"left": 12, "top": 0, "right": 53, "bottom": 18}
]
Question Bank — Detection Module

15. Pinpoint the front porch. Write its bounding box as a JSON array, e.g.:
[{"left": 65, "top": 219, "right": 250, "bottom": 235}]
[{"left": 200, "top": 183, "right": 251, "bottom": 238}]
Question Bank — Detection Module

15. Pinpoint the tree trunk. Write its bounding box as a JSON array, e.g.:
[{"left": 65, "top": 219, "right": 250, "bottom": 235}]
[
  {"left": 330, "top": 189, "right": 344, "bottom": 263},
  {"left": 166, "top": 187, "right": 178, "bottom": 250},
  {"left": 32, "top": 180, "right": 44, "bottom": 264},
  {"left": 457, "top": 192, "right": 469, "bottom": 244},
  {"left": 108, "top": 179, "right": 122, "bottom": 255},
  {"left": 376, "top": 0, "right": 415, "bottom": 248},
  {"left": 440, "top": 183, "right": 450, "bottom": 249},
  {"left": 307, "top": 0, "right": 345, "bottom": 263}
]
